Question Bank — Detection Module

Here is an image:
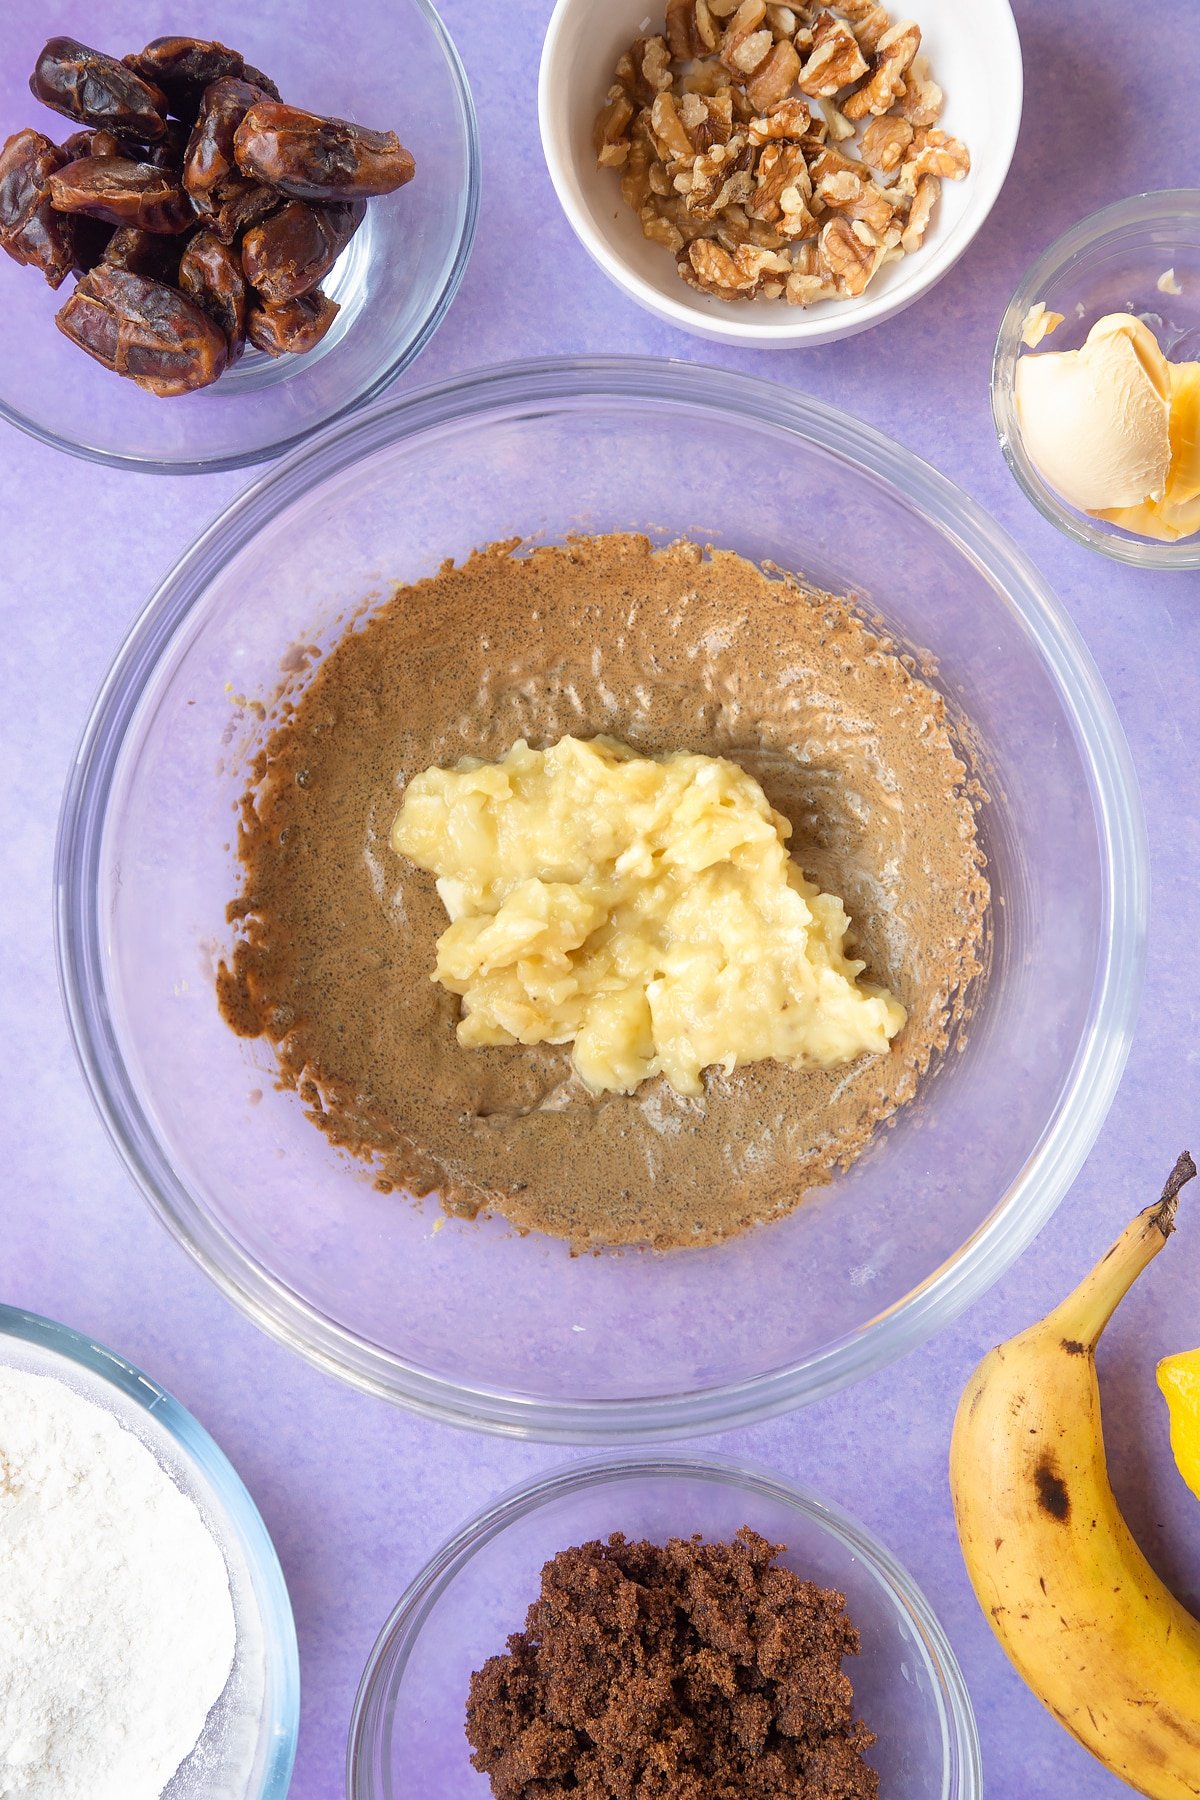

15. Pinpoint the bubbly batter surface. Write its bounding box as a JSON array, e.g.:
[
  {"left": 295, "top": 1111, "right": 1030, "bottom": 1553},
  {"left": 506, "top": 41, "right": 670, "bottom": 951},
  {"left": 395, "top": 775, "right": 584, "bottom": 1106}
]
[{"left": 217, "top": 534, "right": 988, "bottom": 1248}]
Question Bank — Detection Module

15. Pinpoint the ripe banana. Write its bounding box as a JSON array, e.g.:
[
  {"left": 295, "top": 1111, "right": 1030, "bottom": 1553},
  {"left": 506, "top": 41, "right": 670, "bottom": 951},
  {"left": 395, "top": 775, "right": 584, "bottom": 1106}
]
[{"left": 950, "top": 1151, "right": 1200, "bottom": 1799}]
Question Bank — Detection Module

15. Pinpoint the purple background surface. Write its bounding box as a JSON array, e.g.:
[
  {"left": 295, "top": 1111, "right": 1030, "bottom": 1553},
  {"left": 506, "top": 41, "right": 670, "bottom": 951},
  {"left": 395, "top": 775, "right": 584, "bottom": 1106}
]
[{"left": 2, "top": 2, "right": 1199, "bottom": 1796}]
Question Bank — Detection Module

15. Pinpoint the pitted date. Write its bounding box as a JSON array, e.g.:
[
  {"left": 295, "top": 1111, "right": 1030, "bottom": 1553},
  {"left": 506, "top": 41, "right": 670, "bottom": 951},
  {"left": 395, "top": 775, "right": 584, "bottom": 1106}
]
[
  {"left": 184, "top": 77, "right": 271, "bottom": 203},
  {"left": 123, "top": 37, "right": 248, "bottom": 120},
  {"left": 234, "top": 103, "right": 415, "bottom": 202},
  {"left": 103, "top": 223, "right": 185, "bottom": 283},
  {"left": 179, "top": 229, "right": 247, "bottom": 355},
  {"left": 247, "top": 287, "right": 338, "bottom": 356},
  {"left": 48, "top": 156, "right": 195, "bottom": 233},
  {"left": 56, "top": 264, "right": 227, "bottom": 394},
  {"left": 0, "top": 128, "right": 75, "bottom": 287},
  {"left": 241, "top": 198, "right": 363, "bottom": 304},
  {"left": 30, "top": 37, "right": 168, "bottom": 143}
]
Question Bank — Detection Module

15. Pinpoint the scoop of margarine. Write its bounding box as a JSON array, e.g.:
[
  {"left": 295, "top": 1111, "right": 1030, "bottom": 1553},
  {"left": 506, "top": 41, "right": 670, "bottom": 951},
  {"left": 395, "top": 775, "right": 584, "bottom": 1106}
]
[
  {"left": 1015, "top": 312, "right": 1172, "bottom": 512},
  {"left": 391, "top": 735, "right": 905, "bottom": 1098},
  {"left": 1092, "top": 360, "right": 1200, "bottom": 541}
]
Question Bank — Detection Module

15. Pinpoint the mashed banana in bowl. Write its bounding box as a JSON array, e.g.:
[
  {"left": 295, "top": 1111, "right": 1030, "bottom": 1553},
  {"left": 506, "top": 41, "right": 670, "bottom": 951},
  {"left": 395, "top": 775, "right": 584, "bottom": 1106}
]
[
  {"left": 392, "top": 734, "right": 905, "bottom": 1098},
  {"left": 217, "top": 533, "right": 987, "bottom": 1249}
]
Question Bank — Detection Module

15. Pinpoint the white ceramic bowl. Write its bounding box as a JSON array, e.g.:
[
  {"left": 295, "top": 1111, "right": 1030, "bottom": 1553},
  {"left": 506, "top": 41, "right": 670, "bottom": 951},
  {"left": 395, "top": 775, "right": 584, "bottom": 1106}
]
[{"left": 538, "top": 0, "right": 1022, "bottom": 347}]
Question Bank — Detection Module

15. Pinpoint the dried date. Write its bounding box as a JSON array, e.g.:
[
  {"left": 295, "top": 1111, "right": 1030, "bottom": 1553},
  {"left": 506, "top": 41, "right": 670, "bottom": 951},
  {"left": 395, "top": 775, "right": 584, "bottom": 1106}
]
[
  {"left": 48, "top": 156, "right": 195, "bottom": 233},
  {"left": 183, "top": 77, "right": 271, "bottom": 203},
  {"left": 246, "top": 287, "right": 339, "bottom": 356},
  {"left": 30, "top": 37, "right": 168, "bottom": 143},
  {"left": 124, "top": 39, "right": 280, "bottom": 119},
  {"left": 56, "top": 264, "right": 227, "bottom": 394},
  {"left": 234, "top": 102, "right": 415, "bottom": 201},
  {"left": 0, "top": 128, "right": 75, "bottom": 287},
  {"left": 124, "top": 37, "right": 247, "bottom": 120},
  {"left": 241, "top": 198, "right": 363, "bottom": 303},
  {"left": 178, "top": 228, "right": 247, "bottom": 355}
]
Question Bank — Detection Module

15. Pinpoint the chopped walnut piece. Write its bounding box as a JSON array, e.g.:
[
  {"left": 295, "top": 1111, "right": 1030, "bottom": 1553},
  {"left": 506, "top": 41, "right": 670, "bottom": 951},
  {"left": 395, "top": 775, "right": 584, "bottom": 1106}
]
[
  {"left": 680, "top": 236, "right": 791, "bottom": 297},
  {"left": 679, "top": 60, "right": 733, "bottom": 96},
  {"left": 900, "top": 173, "right": 938, "bottom": 252},
  {"left": 842, "top": 20, "right": 921, "bottom": 120},
  {"left": 808, "top": 142, "right": 864, "bottom": 184},
  {"left": 746, "top": 39, "right": 803, "bottom": 109},
  {"left": 720, "top": 1, "right": 771, "bottom": 76},
  {"left": 643, "top": 35, "right": 675, "bottom": 94},
  {"left": 815, "top": 164, "right": 897, "bottom": 232},
  {"left": 766, "top": 4, "right": 799, "bottom": 35},
  {"left": 896, "top": 53, "right": 943, "bottom": 125},
  {"left": 818, "top": 98, "right": 857, "bottom": 141},
  {"left": 650, "top": 91, "right": 697, "bottom": 160},
  {"left": 616, "top": 37, "right": 676, "bottom": 105},
  {"left": 748, "top": 141, "right": 818, "bottom": 238},
  {"left": 679, "top": 88, "right": 736, "bottom": 149},
  {"left": 681, "top": 139, "right": 755, "bottom": 215},
  {"left": 666, "top": 0, "right": 721, "bottom": 57},
  {"left": 747, "top": 97, "right": 813, "bottom": 143},
  {"left": 902, "top": 128, "right": 971, "bottom": 183},
  {"left": 707, "top": 0, "right": 745, "bottom": 14},
  {"left": 594, "top": 92, "right": 635, "bottom": 168},
  {"left": 859, "top": 114, "right": 914, "bottom": 174},
  {"left": 818, "top": 214, "right": 878, "bottom": 293},
  {"left": 642, "top": 208, "right": 684, "bottom": 251},
  {"left": 837, "top": 0, "right": 892, "bottom": 52},
  {"left": 796, "top": 12, "right": 869, "bottom": 96},
  {"left": 719, "top": 202, "right": 786, "bottom": 249}
]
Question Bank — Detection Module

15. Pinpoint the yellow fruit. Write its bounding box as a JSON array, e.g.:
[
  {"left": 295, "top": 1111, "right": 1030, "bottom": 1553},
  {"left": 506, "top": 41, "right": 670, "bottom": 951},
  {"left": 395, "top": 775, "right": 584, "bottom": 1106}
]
[
  {"left": 950, "top": 1152, "right": 1200, "bottom": 1799},
  {"left": 1158, "top": 1348, "right": 1200, "bottom": 1502}
]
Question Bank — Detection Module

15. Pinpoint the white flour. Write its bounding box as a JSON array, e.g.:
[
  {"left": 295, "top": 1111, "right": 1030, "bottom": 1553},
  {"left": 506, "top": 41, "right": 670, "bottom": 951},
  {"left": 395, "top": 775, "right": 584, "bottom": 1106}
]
[{"left": 0, "top": 1366, "right": 237, "bottom": 1800}]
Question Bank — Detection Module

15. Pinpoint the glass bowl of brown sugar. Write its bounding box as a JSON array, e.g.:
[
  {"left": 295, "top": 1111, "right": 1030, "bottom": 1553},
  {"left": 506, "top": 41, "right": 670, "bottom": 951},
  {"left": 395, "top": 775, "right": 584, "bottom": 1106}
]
[{"left": 347, "top": 1453, "right": 981, "bottom": 1799}]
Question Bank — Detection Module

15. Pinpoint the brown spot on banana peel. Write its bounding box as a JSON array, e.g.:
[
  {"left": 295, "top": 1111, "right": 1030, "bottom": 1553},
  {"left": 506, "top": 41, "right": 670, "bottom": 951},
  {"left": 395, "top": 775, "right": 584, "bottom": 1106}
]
[
  {"left": 1061, "top": 1338, "right": 1088, "bottom": 1355},
  {"left": 1034, "top": 1460, "right": 1070, "bottom": 1522}
]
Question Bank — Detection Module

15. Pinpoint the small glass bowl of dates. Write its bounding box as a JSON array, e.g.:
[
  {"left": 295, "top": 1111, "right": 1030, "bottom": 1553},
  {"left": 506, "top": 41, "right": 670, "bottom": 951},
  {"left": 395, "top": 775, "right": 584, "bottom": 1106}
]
[{"left": 0, "top": 3, "right": 479, "bottom": 472}]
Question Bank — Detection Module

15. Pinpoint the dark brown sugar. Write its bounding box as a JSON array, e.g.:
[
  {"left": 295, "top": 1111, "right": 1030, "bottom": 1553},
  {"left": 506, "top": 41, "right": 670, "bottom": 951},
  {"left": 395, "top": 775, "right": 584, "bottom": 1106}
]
[
  {"left": 217, "top": 534, "right": 988, "bottom": 1248},
  {"left": 465, "top": 1528, "right": 879, "bottom": 1800}
]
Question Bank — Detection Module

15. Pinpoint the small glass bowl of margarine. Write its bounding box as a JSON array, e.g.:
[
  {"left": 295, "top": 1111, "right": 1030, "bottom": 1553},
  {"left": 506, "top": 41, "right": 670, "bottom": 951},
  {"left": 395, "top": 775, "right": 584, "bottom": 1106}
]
[{"left": 993, "top": 191, "right": 1200, "bottom": 569}]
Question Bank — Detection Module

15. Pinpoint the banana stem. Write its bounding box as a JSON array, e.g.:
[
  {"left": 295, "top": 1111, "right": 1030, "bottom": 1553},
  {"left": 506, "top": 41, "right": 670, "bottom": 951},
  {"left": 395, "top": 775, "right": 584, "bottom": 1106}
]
[{"left": 1045, "top": 1151, "right": 1196, "bottom": 1351}]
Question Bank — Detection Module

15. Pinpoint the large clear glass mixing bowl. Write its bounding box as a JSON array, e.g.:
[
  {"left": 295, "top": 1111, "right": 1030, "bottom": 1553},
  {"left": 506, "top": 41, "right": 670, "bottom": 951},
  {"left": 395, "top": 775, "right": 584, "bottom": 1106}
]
[{"left": 56, "top": 357, "right": 1146, "bottom": 1439}]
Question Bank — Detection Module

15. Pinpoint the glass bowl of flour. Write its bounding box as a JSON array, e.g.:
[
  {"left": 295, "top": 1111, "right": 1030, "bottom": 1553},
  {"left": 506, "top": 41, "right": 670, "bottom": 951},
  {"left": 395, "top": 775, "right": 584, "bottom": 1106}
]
[{"left": 0, "top": 1304, "right": 298, "bottom": 1800}]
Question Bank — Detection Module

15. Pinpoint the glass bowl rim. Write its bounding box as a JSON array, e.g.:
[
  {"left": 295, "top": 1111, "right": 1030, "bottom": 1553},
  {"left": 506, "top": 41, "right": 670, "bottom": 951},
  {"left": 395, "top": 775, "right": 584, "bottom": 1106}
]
[
  {"left": 0, "top": 0, "right": 481, "bottom": 477},
  {"left": 0, "top": 1301, "right": 300, "bottom": 1799},
  {"left": 54, "top": 351, "right": 1148, "bottom": 1441},
  {"left": 345, "top": 1449, "right": 983, "bottom": 1800},
  {"left": 991, "top": 187, "right": 1200, "bottom": 568}
]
